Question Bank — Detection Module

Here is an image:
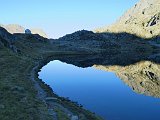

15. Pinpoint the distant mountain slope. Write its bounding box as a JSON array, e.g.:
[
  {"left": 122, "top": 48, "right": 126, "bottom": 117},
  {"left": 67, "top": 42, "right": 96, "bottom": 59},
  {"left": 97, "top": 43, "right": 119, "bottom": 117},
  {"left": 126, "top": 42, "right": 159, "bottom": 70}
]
[
  {"left": 30, "top": 28, "right": 47, "bottom": 38},
  {"left": 0, "top": 24, "right": 47, "bottom": 38},
  {"left": 96, "top": 0, "right": 160, "bottom": 38},
  {"left": 0, "top": 24, "right": 25, "bottom": 34}
]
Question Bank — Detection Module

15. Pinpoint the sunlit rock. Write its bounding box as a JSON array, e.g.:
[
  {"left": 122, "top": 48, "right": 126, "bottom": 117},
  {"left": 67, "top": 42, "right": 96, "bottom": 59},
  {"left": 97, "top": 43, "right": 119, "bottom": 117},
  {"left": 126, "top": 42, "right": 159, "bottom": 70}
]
[{"left": 96, "top": 0, "right": 160, "bottom": 38}]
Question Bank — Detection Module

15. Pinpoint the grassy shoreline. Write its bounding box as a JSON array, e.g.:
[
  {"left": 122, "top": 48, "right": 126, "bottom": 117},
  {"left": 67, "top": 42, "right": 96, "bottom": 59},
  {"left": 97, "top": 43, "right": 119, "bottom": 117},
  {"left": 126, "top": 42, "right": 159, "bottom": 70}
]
[{"left": 0, "top": 45, "right": 103, "bottom": 120}]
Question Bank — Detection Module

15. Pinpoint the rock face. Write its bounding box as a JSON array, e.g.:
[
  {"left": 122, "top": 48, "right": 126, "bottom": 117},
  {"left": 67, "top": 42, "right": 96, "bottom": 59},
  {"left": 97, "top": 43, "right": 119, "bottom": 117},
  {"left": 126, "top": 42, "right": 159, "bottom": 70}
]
[
  {"left": 0, "top": 24, "right": 47, "bottom": 38},
  {"left": 96, "top": 0, "right": 160, "bottom": 38}
]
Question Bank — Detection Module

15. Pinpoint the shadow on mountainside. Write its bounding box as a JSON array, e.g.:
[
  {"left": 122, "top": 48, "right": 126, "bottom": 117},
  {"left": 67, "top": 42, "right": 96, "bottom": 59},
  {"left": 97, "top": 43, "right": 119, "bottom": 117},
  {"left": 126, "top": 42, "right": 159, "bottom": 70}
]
[
  {"left": 48, "top": 30, "right": 160, "bottom": 66},
  {"left": 1, "top": 27, "right": 160, "bottom": 66}
]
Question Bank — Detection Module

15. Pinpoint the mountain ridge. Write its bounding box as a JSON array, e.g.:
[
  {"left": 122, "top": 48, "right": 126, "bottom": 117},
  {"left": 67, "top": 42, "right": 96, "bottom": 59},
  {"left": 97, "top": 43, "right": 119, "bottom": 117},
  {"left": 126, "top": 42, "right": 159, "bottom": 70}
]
[{"left": 0, "top": 24, "right": 48, "bottom": 38}]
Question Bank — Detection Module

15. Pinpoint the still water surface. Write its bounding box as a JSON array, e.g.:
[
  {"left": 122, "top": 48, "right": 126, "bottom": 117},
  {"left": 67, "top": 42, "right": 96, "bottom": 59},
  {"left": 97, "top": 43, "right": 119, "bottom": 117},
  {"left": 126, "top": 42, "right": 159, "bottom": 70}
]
[{"left": 39, "top": 60, "right": 160, "bottom": 120}]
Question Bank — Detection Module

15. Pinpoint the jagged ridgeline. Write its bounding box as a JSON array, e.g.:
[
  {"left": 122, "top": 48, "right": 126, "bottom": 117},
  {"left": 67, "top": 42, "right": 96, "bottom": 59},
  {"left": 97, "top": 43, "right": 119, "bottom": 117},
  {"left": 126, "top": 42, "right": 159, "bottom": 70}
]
[{"left": 96, "top": 0, "right": 160, "bottom": 38}]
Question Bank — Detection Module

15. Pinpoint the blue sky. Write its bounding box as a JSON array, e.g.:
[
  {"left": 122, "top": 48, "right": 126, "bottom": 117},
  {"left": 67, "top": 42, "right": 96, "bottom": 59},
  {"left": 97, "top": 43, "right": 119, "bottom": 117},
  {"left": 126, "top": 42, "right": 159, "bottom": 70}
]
[{"left": 1, "top": 0, "right": 138, "bottom": 38}]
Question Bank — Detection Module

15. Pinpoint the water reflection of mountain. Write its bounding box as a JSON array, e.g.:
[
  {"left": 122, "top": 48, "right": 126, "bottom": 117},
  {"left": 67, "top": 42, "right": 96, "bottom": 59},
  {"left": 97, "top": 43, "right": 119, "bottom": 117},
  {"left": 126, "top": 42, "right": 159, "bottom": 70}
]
[
  {"left": 52, "top": 53, "right": 160, "bottom": 98},
  {"left": 94, "top": 61, "right": 160, "bottom": 98}
]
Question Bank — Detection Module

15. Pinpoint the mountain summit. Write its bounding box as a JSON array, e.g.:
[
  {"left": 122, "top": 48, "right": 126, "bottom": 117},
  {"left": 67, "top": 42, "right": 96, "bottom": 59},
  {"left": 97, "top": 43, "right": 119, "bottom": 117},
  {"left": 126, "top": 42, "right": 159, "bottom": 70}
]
[{"left": 96, "top": 0, "right": 160, "bottom": 38}]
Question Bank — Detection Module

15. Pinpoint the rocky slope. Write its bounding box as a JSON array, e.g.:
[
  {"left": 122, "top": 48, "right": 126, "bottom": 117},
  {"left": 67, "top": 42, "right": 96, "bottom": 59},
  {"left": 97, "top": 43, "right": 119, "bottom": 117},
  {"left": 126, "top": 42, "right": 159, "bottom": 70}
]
[
  {"left": 53, "top": 30, "right": 156, "bottom": 57},
  {"left": 96, "top": 0, "right": 160, "bottom": 38},
  {"left": 0, "top": 24, "right": 47, "bottom": 38},
  {"left": 0, "top": 27, "right": 18, "bottom": 51}
]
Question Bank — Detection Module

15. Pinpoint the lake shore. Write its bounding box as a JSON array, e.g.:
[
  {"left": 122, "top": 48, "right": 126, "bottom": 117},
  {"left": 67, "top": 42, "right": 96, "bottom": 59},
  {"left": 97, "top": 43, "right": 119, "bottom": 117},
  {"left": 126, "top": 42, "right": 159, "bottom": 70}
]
[
  {"left": 0, "top": 27, "right": 160, "bottom": 120},
  {"left": 32, "top": 53, "right": 103, "bottom": 120}
]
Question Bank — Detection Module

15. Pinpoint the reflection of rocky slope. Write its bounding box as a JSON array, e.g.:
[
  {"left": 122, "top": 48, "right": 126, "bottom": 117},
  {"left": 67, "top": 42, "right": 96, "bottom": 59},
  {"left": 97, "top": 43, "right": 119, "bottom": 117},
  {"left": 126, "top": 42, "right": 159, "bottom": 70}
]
[
  {"left": 44, "top": 53, "right": 160, "bottom": 98},
  {"left": 94, "top": 61, "right": 160, "bottom": 98},
  {"left": 96, "top": 0, "right": 160, "bottom": 38},
  {"left": 0, "top": 24, "right": 47, "bottom": 38}
]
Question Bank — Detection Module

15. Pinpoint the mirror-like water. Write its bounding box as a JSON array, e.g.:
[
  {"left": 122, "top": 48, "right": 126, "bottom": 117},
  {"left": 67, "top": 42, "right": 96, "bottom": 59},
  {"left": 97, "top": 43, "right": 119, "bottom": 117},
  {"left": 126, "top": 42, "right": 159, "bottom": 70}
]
[{"left": 39, "top": 60, "right": 160, "bottom": 120}]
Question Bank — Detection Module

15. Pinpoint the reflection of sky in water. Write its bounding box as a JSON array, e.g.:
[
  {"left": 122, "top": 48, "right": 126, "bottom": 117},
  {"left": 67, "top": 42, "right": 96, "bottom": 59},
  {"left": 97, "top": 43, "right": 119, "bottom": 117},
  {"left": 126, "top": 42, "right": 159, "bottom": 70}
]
[{"left": 39, "top": 60, "right": 160, "bottom": 120}]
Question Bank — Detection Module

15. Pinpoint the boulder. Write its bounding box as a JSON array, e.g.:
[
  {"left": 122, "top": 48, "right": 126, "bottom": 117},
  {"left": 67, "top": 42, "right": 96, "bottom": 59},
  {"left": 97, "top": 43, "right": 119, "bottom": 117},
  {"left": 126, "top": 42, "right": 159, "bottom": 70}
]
[{"left": 25, "top": 29, "right": 32, "bottom": 34}]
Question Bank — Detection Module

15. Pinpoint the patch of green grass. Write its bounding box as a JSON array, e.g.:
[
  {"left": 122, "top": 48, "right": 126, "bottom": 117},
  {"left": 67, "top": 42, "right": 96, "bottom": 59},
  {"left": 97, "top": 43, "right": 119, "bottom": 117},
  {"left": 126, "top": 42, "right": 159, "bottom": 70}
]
[{"left": 0, "top": 48, "right": 52, "bottom": 120}]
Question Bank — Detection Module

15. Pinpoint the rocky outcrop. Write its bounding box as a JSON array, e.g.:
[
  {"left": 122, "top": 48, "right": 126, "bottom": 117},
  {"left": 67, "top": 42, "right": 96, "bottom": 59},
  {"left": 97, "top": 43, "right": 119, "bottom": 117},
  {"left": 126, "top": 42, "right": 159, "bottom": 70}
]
[
  {"left": 25, "top": 29, "right": 32, "bottom": 34},
  {"left": 0, "top": 27, "right": 20, "bottom": 52},
  {"left": 0, "top": 27, "right": 15, "bottom": 49},
  {"left": 96, "top": 0, "right": 160, "bottom": 38}
]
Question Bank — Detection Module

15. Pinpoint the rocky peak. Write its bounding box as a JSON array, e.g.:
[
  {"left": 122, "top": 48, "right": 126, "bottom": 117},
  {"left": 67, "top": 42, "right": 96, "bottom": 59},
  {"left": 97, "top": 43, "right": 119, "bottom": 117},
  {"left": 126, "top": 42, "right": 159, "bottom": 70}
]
[{"left": 96, "top": 0, "right": 160, "bottom": 38}]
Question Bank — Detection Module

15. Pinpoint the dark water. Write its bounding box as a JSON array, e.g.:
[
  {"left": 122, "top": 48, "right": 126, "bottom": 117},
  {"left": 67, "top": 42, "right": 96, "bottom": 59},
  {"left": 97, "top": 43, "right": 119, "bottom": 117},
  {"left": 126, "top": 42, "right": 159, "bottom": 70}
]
[{"left": 39, "top": 60, "right": 160, "bottom": 120}]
